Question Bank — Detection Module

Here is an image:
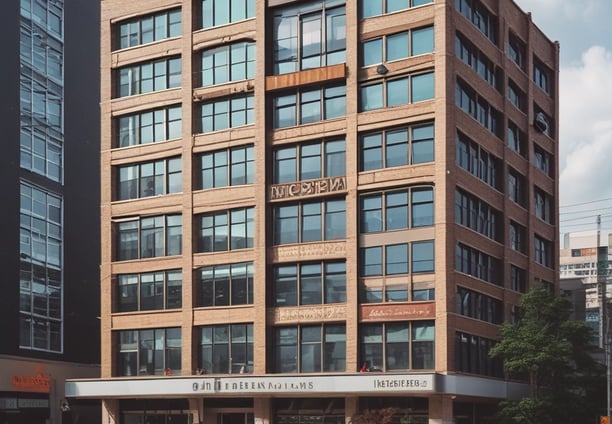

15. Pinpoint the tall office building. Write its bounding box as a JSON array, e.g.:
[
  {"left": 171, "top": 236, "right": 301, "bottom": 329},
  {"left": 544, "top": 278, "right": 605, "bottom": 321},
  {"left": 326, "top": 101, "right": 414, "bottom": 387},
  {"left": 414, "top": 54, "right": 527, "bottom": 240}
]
[
  {"left": 68, "top": 0, "right": 559, "bottom": 422},
  {"left": 0, "top": 1, "right": 100, "bottom": 423}
]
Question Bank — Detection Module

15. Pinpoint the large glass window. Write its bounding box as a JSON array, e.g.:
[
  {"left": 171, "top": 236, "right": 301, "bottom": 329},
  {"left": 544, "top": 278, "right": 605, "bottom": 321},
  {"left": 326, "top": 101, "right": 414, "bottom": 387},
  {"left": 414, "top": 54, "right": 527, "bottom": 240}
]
[
  {"left": 117, "top": 157, "right": 181, "bottom": 200},
  {"left": 360, "top": 122, "right": 434, "bottom": 171},
  {"left": 510, "top": 265, "right": 527, "bottom": 293},
  {"left": 455, "top": 331, "right": 502, "bottom": 377},
  {"left": 200, "top": 94, "right": 254, "bottom": 132},
  {"left": 455, "top": 32, "right": 499, "bottom": 90},
  {"left": 509, "top": 220, "right": 526, "bottom": 253},
  {"left": 508, "top": 32, "right": 526, "bottom": 71},
  {"left": 360, "top": 321, "right": 434, "bottom": 371},
  {"left": 198, "top": 207, "right": 254, "bottom": 252},
  {"left": 273, "top": 324, "right": 346, "bottom": 373},
  {"left": 117, "top": 328, "right": 181, "bottom": 376},
  {"left": 360, "top": 72, "right": 434, "bottom": 111},
  {"left": 117, "top": 8, "right": 181, "bottom": 50},
  {"left": 19, "top": 183, "right": 62, "bottom": 352},
  {"left": 361, "top": 186, "right": 434, "bottom": 233},
  {"left": 116, "top": 215, "right": 182, "bottom": 261},
  {"left": 274, "top": 139, "right": 345, "bottom": 183},
  {"left": 360, "top": 0, "right": 432, "bottom": 18},
  {"left": 360, "top": 240, "right": 434, "bottom": 277},
  {"left": 117, "top": 270, "right": 182, "bottom": 312},
  {"left": 202, "top": 0, "right": 255, "bottom": 29},
  {"left": 508, "top": 167, "right": 526, "bottom": 207},
  {"left": 273, "top": 261, "right": 346, "bottom": 306},
  {"left": 117, "top": 57, "right": 181, "bottom": 98},
  {"left": 455, "top": 79, "right": 501, "bottom": 137},
  {"left": 272, "top": 1, "right": 346, "bottom": 75},
  {"left": 362, "top": 26, "right": 433, "bottom": 66},
  {"left": 456, "top": 286, "right": 502, "bottom": 324},
  {"left": 456, "top": 131, "right": 501, "bottom": 190},
  {"left": 534, "top": 58, "right": 552, "bottom": 95},
  {"left": 508, "top": 80, "right": 526, "bottom": 112},
  {"left": 507, "top": 121, "right": 527, "bottom": 157},
  {"left": 455, "top": 0, "right": 497, "bottom": 44},
  {"left": 455, "top": 243, "right": 501, "bottom": 285},
  {"left": 273, "top": 85, "right": 345, "bottom": 128},
  {"left": 273, "top": 198, "right": 345, "bottom": 245},
  {"left": 455, "top": 188, "right": 501, "bottom": 242},
  {"left": 198, "top": 324, "right": 253, "bottom": 374},
  {"left": 534, "top": 235, "right": 553, "bottom": 268},
  {"left": 198, "top": 262, "right": 254, "bottom": 307},
  {"left": 534, "top": 144, "right": 553, "bottom": 177},
  {"left": 117, "top": 105, "right": 182, "bottom": 148},
  {"left": 202, "top": 41, "right": 255, "bottom": 86},
  {"left": 199, "top": 145, "right": 254, "bottom": 189}
]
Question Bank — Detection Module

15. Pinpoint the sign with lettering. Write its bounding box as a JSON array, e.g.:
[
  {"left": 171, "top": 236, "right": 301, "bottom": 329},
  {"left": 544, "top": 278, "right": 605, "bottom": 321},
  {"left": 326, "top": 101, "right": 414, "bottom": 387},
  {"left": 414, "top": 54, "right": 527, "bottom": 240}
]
[
  {"left": 360, "top": 302, "right": 435, "bottom": 322},
  {"left": 12, "top": 365, "right": 51, "bottom": 393},
  {"left": 66, "top": 373, "right": 435, "bottom": 398},
  {"left": 270, "top": 177, "right": 347, "bottom": 200}
]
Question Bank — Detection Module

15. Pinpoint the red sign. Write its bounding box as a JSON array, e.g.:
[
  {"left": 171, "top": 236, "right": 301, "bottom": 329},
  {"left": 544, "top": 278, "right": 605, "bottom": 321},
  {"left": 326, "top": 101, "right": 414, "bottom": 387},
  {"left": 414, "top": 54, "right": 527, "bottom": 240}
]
[{"left": 12, "top": 365, "right": 51, "bottom": 393}]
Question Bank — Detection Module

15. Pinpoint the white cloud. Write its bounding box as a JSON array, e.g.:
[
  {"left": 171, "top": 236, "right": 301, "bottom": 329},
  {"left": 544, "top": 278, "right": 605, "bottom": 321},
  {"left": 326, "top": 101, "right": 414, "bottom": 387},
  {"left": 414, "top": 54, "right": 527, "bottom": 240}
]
[{"left": 559, "top": 46, "right": 612, "bottom": 207}]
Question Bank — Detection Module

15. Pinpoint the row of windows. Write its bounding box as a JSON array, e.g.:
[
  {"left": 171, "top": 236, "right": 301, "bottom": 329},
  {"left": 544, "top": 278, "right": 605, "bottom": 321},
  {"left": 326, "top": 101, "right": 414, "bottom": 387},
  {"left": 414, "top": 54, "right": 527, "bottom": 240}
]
[
  {"left": 362, "top": 284, "right": 434, "bottom": 304},
  {"left": 113, "top": 122, "right": 434, "bottom": 198},
  {"left": 114, "top": 262, "right": 437, "bottom": 312},
  {"left": 116, "top": 215, "right": 182, "bottom": 260},
  {"left": 118, "top": 105, "right": 181, "bottom": 148},
  {"left": 274, "top": 199, "right": 346, "bottom": 244},
  {"left": 455, "top": 0, "right": 497, "bottom": 44},
  {"left": 362, "top": 26, "right": 433, "bottom": 67},
  {"left": 455, "top": 331, "right": 502, "bottom": 377},
  {"left": 361, "top": 0, "right": 432, "bottom": 19},
  {"left": 118, "top": 8, "right": 181, "bottom": 50},
  {"left": 117, "top": 270, "right": 182, "bottom": 312},
  {"left": 360, "top": 72, "right": 434, "bottom": 112},
  {"left": 117, "top": 157, "right": 182, "bottom": 200},
  {"left": 509, "top": 33, "right": 553, "bottom": 97},
  {"left": 360, "top": 240, "right": 434, "bottom": 277},
  {"left": 115, "top": 203, "right": 436, "bottom": 261},
  {"left": 118, "top": 57, "right": 181, "bottom": 97},
  {"left": 456, "top": 286, "right": 502, "bottom": 324},
  {"left": 274, "top": 139, "right": 345, "bottom": 183},
  {"left": 202, "top": 41, "right": 255, "bottom": 86},
  {"left": 455, "top": 32, "right": 499, "bottom": 90},
  {"left": 455, "top": 243, "right": 501, "bottom": 286},
  {"left": 361, "top": 123, "right": 434, "bottom": 171},
  {"left": 274, "top": 85, "right": 345, "bottom": 128},
  {"left": 456, "top": 131, "right": 501, "bottom": 190},
  {"left": 455, "top": 79, "right": 501, "bottom": 137},
  {"left": 273, "top": 262, "right": 346, "bottom": 307},
  {"left": 272, "top": 1, "right": 346, "bottom": 75},
  {"left": 455, "top": 188, "right": 501, "bottom": 242},
  {"left": 116, "top": 320, "right": 434, "bottom": 377},
  {"left": 360, "top": 187, "right": 433, "bottom": 233},
  {"left": 198, "top": 262, "right": 254, "bottom": 307}
]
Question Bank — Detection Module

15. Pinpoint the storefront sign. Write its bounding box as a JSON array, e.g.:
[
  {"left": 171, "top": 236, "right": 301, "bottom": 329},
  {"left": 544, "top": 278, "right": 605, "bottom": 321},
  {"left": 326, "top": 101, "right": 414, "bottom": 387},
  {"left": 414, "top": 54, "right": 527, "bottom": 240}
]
[
  {"left": 66, "top": 374, "right": 435, "bottom": 398},
  {"left": 270, "top": 177, "right": 347, "bottom": 200},
  {"left": 12, "top": 365, "right": 51, "bottom": 393}
]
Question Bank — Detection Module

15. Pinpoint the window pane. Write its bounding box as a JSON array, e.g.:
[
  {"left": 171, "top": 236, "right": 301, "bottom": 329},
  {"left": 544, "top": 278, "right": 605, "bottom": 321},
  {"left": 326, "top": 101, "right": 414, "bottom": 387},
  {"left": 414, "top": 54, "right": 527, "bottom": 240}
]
[
  {"left": 412, "top": 240, "right": 434, "bottom": 272},
  {"left": 363, "top": 39, "right": 382, "bottom": 66},
  {"left": 387, "top": 78, "right": 409, "bottom": 106},
  {"left": 387, "top": 32, "right": 408, "bottom": 61},
  {"left": 412, "top": 72, "right": 434, "bottom": 102},
  {"left": 361, "top": 84, "right": 383, "bottom": 111}
]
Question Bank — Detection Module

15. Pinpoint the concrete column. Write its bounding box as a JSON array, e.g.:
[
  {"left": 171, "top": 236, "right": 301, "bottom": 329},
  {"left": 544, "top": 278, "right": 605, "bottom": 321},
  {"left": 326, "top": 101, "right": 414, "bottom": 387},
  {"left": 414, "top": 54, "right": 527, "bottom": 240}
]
[
  {"left": 189, "top": 398, "right": 203, "bottom": 424},
  {"left": 254, "top": 398, "right": 271, "bottom": 424},
  {"left": 428, "top": 395, "right": 454, "bottom": 424},
  {"left": 345, "top": 397, "right": 359, "bottom": 424},
  {"left": 102, "top": 399, "right": 119, "bottom": 424}
]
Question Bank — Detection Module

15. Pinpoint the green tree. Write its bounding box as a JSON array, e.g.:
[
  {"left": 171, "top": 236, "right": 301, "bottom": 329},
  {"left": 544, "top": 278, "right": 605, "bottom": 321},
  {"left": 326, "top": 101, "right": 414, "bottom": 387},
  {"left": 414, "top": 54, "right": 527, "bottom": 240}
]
[{"left": 489, "top": 288, "right": 605, "bottom": 424}]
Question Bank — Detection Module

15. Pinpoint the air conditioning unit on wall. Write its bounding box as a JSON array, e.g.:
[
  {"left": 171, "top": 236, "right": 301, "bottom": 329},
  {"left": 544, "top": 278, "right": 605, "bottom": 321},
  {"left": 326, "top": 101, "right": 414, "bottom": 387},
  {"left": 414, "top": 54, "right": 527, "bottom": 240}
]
[{"left": 534, "top": 112, "right": 549, "bottom": 133}]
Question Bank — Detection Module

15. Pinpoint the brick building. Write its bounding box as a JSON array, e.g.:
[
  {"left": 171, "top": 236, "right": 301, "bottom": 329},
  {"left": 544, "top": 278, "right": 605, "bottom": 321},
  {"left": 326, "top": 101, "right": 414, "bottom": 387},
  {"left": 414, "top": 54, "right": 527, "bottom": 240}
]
[{"left": 67, "top": 0, "right": 559, "bottom": 423}]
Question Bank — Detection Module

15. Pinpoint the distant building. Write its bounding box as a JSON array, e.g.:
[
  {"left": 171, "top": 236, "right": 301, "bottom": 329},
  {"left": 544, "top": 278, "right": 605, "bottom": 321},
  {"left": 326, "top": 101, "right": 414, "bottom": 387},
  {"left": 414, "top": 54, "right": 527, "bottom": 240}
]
[
  {"left": 0, "top": 0, "right": 100, "bottom": 423},
  {"left": 69, "top": 0, "right": 559, "bottom": 423},
  {"left": 560, "top": 231, "right": 612, "bottom": 345}
]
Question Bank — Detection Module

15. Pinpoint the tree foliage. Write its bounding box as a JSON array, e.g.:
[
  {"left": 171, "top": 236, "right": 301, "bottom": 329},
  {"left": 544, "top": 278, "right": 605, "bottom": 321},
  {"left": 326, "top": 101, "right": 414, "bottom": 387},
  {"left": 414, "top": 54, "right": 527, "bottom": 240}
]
[{"left": 489, "top": 288, "right": 605, "bottom": 423}]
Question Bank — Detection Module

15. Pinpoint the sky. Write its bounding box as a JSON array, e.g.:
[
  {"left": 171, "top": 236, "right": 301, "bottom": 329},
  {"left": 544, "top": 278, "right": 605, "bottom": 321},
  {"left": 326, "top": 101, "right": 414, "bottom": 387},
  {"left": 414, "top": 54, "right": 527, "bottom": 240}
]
[{"left": 512, "top": 0, "right": 612, "bottom": 237}]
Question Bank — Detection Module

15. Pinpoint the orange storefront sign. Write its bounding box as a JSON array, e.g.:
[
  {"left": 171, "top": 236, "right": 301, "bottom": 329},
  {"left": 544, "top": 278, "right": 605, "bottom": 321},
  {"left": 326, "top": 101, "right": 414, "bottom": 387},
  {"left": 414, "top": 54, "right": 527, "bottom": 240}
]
[{"left": 11, "top": 365, "right": 51, "bottom": 393}]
